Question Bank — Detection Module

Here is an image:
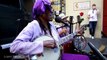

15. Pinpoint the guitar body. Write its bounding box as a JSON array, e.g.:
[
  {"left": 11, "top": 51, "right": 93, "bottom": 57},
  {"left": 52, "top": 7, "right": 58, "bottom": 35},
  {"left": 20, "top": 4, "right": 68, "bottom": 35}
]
[
  {"left": 32, "top": 36, "right": 60, "bottom": 60},
  {"left": 31, "top": 32, "right": 86, "bottom": 60}
]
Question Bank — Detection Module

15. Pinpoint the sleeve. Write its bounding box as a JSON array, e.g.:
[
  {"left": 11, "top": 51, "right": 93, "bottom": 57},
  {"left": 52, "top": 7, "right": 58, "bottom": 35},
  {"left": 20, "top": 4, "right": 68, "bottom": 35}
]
[
  {"left": 57, "top": 28, "right": 62, "bottom": 33},
  {"left": 10, "top": 21, "right": 43, "bottom": 55}
]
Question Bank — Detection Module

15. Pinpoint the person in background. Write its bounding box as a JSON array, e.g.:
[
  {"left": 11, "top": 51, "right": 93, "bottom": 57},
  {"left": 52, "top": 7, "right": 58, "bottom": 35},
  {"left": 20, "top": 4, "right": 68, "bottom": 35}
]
[
  {"left": 57, "top": 13, "right": 69, "bottom": 37},
  {"left": 88, "top": 4, "right": 99, "bottom": 39}
]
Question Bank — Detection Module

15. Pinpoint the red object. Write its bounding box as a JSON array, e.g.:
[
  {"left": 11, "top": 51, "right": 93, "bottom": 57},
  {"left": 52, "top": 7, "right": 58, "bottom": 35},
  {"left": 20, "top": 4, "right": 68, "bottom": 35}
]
[
  {"left": 80, "top": 12, "right": 84, "bottom": 16},
  {"left": 62, "top": 41, "right": 75, "bottom": 53},
  {"left": 103, "top": 0, "right": 107, "bottom": 36}
]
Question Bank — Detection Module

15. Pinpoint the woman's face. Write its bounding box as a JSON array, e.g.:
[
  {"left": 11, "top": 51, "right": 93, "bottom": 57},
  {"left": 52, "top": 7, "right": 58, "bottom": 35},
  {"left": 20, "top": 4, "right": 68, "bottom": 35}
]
[{"left": 42, "top": 10, "right": 53, "bottom": 22}]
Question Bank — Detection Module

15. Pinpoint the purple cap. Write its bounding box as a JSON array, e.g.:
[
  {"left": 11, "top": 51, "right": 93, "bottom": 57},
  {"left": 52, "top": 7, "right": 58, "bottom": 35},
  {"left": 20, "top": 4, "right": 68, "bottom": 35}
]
[{"left": 32, "top": 0, "right": 52, "bottom": 19}]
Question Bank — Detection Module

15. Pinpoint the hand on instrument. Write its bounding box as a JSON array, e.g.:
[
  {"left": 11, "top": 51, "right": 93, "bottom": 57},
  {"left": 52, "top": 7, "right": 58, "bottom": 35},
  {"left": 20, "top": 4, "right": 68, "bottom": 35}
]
[{"left": 43, "top": 40, "right": 56, "bottom": 48}]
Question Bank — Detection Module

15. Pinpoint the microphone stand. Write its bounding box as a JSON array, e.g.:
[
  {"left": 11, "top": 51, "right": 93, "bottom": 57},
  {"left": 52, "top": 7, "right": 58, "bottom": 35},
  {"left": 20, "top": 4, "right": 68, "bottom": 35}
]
[{"left": 69, "top": 16, "right": 73, "bottom": 34}]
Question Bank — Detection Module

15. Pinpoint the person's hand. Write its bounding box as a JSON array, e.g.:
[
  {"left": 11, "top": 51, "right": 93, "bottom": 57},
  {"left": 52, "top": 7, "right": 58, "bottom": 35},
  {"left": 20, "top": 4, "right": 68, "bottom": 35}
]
[
  {"left": 62, "top": 27, "right": 68, "bottom": 34},
  {"left": 43, "top": 40, "right": 56, "bottom": 48}
]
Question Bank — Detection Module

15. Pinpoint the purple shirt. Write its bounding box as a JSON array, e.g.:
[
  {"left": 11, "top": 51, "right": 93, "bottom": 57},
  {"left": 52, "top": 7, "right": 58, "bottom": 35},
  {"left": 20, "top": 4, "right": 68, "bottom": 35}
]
[{"left": 10, "top": 20, "right": 59, "bottom": 55}]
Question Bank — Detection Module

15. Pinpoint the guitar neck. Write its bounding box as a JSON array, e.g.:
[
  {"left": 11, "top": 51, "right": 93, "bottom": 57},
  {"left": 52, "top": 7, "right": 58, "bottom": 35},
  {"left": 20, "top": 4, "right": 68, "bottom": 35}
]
[{"left": 59, "top": 32, "right": 77, "bottom": 45}]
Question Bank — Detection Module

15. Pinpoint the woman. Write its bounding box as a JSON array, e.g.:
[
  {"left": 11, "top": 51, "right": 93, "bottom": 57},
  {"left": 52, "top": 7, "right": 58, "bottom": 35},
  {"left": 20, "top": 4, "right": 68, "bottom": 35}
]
[
  {"left": 10, "top": 0, "right": 90, "bottom": 60},
  {"left": 10, "top": 0, "right": 59, "bottom": 57}
]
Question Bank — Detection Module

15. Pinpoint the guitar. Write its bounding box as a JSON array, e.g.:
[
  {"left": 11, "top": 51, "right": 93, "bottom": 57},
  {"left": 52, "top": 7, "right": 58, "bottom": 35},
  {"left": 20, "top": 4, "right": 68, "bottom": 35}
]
[
  {"left": 0, "top": 24, "right": 88, "bottom": 60},
  {"left": 31, "top": 33, "right": 76, "bottom": 60},
  {"left": 0, "top": 33, "right": 75, "bottom": 60},
  {"left": 31, "top": 24, "right": 88, "bottom": 60}
]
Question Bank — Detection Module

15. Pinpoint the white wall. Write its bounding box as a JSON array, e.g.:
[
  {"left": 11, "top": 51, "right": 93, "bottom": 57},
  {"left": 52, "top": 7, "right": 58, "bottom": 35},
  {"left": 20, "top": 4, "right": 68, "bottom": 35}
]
[{"left": 66, "top": 0, "right": 103, "bottom": 38}]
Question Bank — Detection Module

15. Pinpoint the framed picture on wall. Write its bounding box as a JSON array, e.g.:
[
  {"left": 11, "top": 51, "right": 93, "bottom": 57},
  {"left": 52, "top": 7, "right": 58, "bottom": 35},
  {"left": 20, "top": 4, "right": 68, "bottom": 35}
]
[
  {"left": 73, "top": 1, "right": 91, "bottom": 11},
  {"left": 51, "top": 0, "right": 66, "bottom": 13},
  {"left": 51, "top": 0, "right": 60, "bottom": 11}
]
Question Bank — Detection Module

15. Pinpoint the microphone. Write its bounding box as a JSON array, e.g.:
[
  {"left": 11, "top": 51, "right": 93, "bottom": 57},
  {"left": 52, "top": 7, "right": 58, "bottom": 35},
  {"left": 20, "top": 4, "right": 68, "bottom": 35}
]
[{"left": 55, "top": 16, "right": 70, "bottom": 27}]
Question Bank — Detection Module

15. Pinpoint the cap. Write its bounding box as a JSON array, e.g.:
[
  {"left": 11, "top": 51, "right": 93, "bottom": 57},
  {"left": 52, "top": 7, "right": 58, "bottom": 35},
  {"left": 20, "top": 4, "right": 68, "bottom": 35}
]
[{"left": 59, "top": 13, "right": 68, "bottom": 19}]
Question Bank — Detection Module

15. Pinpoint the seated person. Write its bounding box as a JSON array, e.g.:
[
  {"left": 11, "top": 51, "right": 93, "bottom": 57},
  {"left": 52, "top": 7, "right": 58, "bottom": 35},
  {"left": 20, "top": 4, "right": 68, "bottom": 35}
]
[
  {"left": 56, "top": 13, "right": 90, "bottom": 60},
  {"left": 56, "top": 13, "right": 69, "bottom": 37}
]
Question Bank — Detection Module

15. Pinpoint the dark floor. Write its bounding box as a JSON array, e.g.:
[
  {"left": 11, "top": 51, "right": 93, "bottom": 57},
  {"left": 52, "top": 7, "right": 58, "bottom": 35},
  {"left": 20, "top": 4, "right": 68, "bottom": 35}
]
[{"left": 85, "top": 38, "right": 107, "bottom": 54}]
